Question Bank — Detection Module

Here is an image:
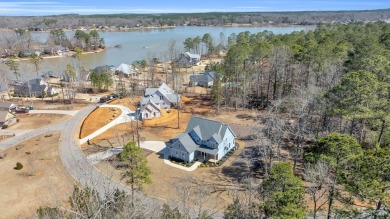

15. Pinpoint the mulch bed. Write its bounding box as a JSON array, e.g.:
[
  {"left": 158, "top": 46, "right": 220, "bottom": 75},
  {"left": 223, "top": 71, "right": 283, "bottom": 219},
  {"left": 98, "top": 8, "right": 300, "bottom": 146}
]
[{"left": 199, "top": 142, "right": 240, "bottom": 168}]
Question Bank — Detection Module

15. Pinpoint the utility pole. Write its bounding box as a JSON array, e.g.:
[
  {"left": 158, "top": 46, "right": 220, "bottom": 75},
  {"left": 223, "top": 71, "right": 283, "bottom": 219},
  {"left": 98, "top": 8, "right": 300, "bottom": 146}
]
[
  {"left": 136, "top": 108, "right": 140, "bottom": 146},
  {"left": 177, "top": 93, "right": 180, "bottom": 129},
  {"left": 27, "top": 80, "right": 34, "bottom": 108}
]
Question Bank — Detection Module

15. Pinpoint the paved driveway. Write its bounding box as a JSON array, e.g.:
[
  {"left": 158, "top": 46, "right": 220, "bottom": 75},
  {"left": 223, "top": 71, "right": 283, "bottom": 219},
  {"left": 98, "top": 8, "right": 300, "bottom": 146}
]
[
  {"left": 86, "top": 141, "right": 166, "bottom": 165},
  {"left": 29, "top": 109, "right": 79, "bottom": 116},
  {"left": 79, "top": 104, "right": 134, "bottom": 145},
  {"left": 139, "top": 141, "right": 166, "bottom": 153}
]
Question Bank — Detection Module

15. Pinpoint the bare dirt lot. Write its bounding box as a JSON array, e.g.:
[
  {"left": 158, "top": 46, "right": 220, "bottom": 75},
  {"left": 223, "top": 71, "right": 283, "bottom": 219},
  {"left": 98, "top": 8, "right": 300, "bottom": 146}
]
[
  {"left": 0, "top": 132, "right": 75, "bottom": 218},
  {"left": 7, "top": 113, "right": 71, "bottom": 130},
  {"left": 79, "top": 107, "right": 122, "bottom": 139}
]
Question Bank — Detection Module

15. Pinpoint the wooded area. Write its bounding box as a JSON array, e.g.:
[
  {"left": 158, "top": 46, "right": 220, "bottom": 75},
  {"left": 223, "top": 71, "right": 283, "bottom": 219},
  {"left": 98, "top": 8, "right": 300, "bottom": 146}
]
[
  {"left": 35, "top": 21, "right": 390, "bottom": 218},
  {"left": 0, "top": 9, "right": 389, "bottom": 29},
  {"left": 210, "top": 21, "right": 390, "bottom": 218}
]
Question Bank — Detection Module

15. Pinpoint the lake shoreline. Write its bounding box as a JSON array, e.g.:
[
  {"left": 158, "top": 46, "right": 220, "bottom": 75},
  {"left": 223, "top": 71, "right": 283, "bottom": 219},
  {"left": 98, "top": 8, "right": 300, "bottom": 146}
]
[
  {"left": 5, "top": 48, "right": 107, "bottom": 62},
  {"left": 1, "top": 25, "right": 312, "bottom": 85},
  {"left": 0, "top": 23, "right": 313, "bottom": 33}
]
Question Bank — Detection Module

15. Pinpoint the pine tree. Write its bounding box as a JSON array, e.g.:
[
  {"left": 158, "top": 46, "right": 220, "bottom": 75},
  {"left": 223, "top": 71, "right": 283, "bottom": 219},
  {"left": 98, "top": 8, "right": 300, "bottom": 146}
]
[
  {"left": 305, "top": 133, "right": 363, "bottom": 219},
  {"left": 260, "top": 162, "right": 306, "bottom": 219},
  {"left": 119, "top": 142, "right": 152, "bottom": 207},
  {"left": 211, "top": 72, "right": 223, "bottom": 112},
  {"left": 341, "top": 147, "right": 390, "bottom": 219}
]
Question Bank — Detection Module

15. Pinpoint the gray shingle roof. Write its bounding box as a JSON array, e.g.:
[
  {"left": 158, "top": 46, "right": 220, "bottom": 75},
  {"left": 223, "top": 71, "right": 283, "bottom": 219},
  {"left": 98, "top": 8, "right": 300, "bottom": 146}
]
[
  {"left": 158, "top": 83, "right": 174, "bottom": 96},
  {"left": 184, "top": 52, "right": 200, "bottom": 59},
  {"left": 205, "top": 71, "right": 216, "bottom": 82},
  {"left": 190, "top": 71, "right": 216, "bottom": 84},
  {"left": 170, "top": 116, "right": 236, "bottom": 155},
  {"left": 186, "top": 117, "right": 229, "bottom": 144},
  {"left": 140, "top": 98, "right": 160, "bottom": 113},
  {"left": 197, "top": 145, "right": 219, "bottom": 155},
  {"left": 140, "top": 96, "right": 161, "bottom": 106},
  {"left": 116, "top": 63, "right": 132, "bottom": 75},
  {"left": 190, "top": 75, "right": 203, "bottom": 83},
  {"left": 94, "top": 65, "right": 112, "bottom": 73},
  {"left": 144, "top": 83, "right": 180, "bottom": 104},
  {"left": 166, "top": 93, "right": 180, "bottom": 103},
  {"left": 171, "top": 133, "right": 198, "bottom": 154},
  {"left": 144, "top": 88, "right": 158, "bottom": 96}
]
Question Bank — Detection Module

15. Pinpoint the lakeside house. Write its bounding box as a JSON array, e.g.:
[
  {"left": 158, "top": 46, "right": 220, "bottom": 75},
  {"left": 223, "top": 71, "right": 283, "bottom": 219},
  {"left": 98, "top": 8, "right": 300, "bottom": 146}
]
[
  {"left": 116, "top": 63, "right": 133, "bottom": 77},
  {"left": 43, "top": 45, "right": 69, "bottom": 56},
  {"left": 18, "top": 50, "right": 42, "bottom": 58},
  {"left": 0, "top": 102, "right": 17, "bottom": 114},
  {"left": 189, "top": 71, "right": 216, "bottom": 87},
  {"left": 177, "top": 52, "right": 201, "bottom": 67},
  {"left": 166, "top": 117, "right": 236, "bottom": 163},
  {"left": 14, "top": 78, "right": 57, "bottom": 97},
  {"left": 0, "top": 111, "right": 17, "bottom": 128},
  {"left": 139, "top": 83, "right": 180, "bottom": 120},
  {"left": 86, "top": 65, "right": 115, "bottom": 80}
]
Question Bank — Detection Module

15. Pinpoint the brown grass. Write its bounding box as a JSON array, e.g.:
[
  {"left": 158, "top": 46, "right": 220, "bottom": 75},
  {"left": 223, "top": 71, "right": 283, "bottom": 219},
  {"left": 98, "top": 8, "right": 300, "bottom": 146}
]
[
  {"left": 142, "top": 109, "right": 192, "bottom": 140},
  {"left": 0, "top": 132, "right": 75, "bottom": 218},
  {"left": 79, "top": 107, "right": 122, "bottom": 139},
  {"left": 108, "top": 96, "right": 141, "bottom": 111},
  {"left": 8, "top": 114, "right": 71, "bottom": 130},
  {"left": 81, "top": 123, "right": 135, "bottom": 154},
  {"left": 9, "top": 98, "right": 89, "bottom": 110}
]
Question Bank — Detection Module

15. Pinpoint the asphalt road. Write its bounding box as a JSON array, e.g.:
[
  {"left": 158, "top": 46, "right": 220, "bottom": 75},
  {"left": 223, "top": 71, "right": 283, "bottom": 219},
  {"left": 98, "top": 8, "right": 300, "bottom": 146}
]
[
  {"left": 0, "top": 120, "right": 66, "bottom": 151},
  {"left": 0, "top": 105, "right": 223, "bottom": 218}
]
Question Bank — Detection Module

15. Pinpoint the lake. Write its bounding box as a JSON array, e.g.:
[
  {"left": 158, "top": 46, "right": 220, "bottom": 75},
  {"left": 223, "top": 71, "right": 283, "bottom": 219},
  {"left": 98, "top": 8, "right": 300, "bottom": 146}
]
[{"left": 2, "top": 25, "right": 314, "bottom": 84}]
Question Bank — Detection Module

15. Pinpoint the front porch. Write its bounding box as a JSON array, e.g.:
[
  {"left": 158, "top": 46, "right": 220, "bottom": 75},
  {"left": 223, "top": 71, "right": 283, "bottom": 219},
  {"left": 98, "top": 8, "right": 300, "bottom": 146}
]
[{"left": 195, "top": 148, "right": 219, "bottom": 164}]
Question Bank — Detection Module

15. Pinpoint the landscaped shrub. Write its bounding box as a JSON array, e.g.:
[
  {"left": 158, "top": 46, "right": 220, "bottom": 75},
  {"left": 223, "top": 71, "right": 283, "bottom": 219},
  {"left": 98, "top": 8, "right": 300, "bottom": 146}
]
[{"left": 14, "top": 162, "right": 23, "bottom": 170}]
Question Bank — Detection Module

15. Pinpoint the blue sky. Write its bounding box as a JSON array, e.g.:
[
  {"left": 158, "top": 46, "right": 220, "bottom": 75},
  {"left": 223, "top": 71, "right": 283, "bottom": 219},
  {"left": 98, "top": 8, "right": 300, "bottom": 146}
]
[{"left": 0, "top": 0, "right": 389, "bottom": 16}]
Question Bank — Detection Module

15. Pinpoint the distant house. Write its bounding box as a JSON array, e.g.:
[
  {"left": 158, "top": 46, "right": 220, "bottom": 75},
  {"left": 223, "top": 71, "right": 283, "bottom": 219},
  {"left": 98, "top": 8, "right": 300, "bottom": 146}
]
[
  {"left": 166, "top": 117, "right": 236, "bottom": 163},
  {"left": 177, "top": 52, "right": 201, "bottom": 67},
  {"left": 95, "top": 65, "right": 115, "bottom": 73},
  {"left": 18, "top": 50, "right": 41, "bottom": 58},
  {"left": 43, "top": 46, "right": 69, "bottom": 56},
  {"left": 0, "top": 102, "right": 17, "bottom": 113},
  {"left": 115, "top": 63, "right": 133, "bottom": 77},
  {"left": 0, "top": 111, "right": 17, "bottom": 128},
  {"left": 189, "top": 71, "right": 216, "bottom": 87},
  {"left": 14, "top": 78, "right": 57, "bottom": 97},
  {"left": 139, "top": 97, "right": 161, "bottom": 120},
  {"left": 141, "top": 83, "right": 180, "bottom": 109}
]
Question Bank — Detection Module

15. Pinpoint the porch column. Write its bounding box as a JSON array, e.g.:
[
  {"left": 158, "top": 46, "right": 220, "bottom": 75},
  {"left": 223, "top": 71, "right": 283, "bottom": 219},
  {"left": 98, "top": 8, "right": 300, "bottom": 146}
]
[{"left": 214, "top": 154, "right": 216, "bottom": 164}]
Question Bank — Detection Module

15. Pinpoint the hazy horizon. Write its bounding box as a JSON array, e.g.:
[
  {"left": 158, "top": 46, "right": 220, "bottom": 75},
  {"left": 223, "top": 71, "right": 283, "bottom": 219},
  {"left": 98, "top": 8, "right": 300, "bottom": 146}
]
[{"left": 0, "top": 0, "right": 389, "bottom": 16}]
